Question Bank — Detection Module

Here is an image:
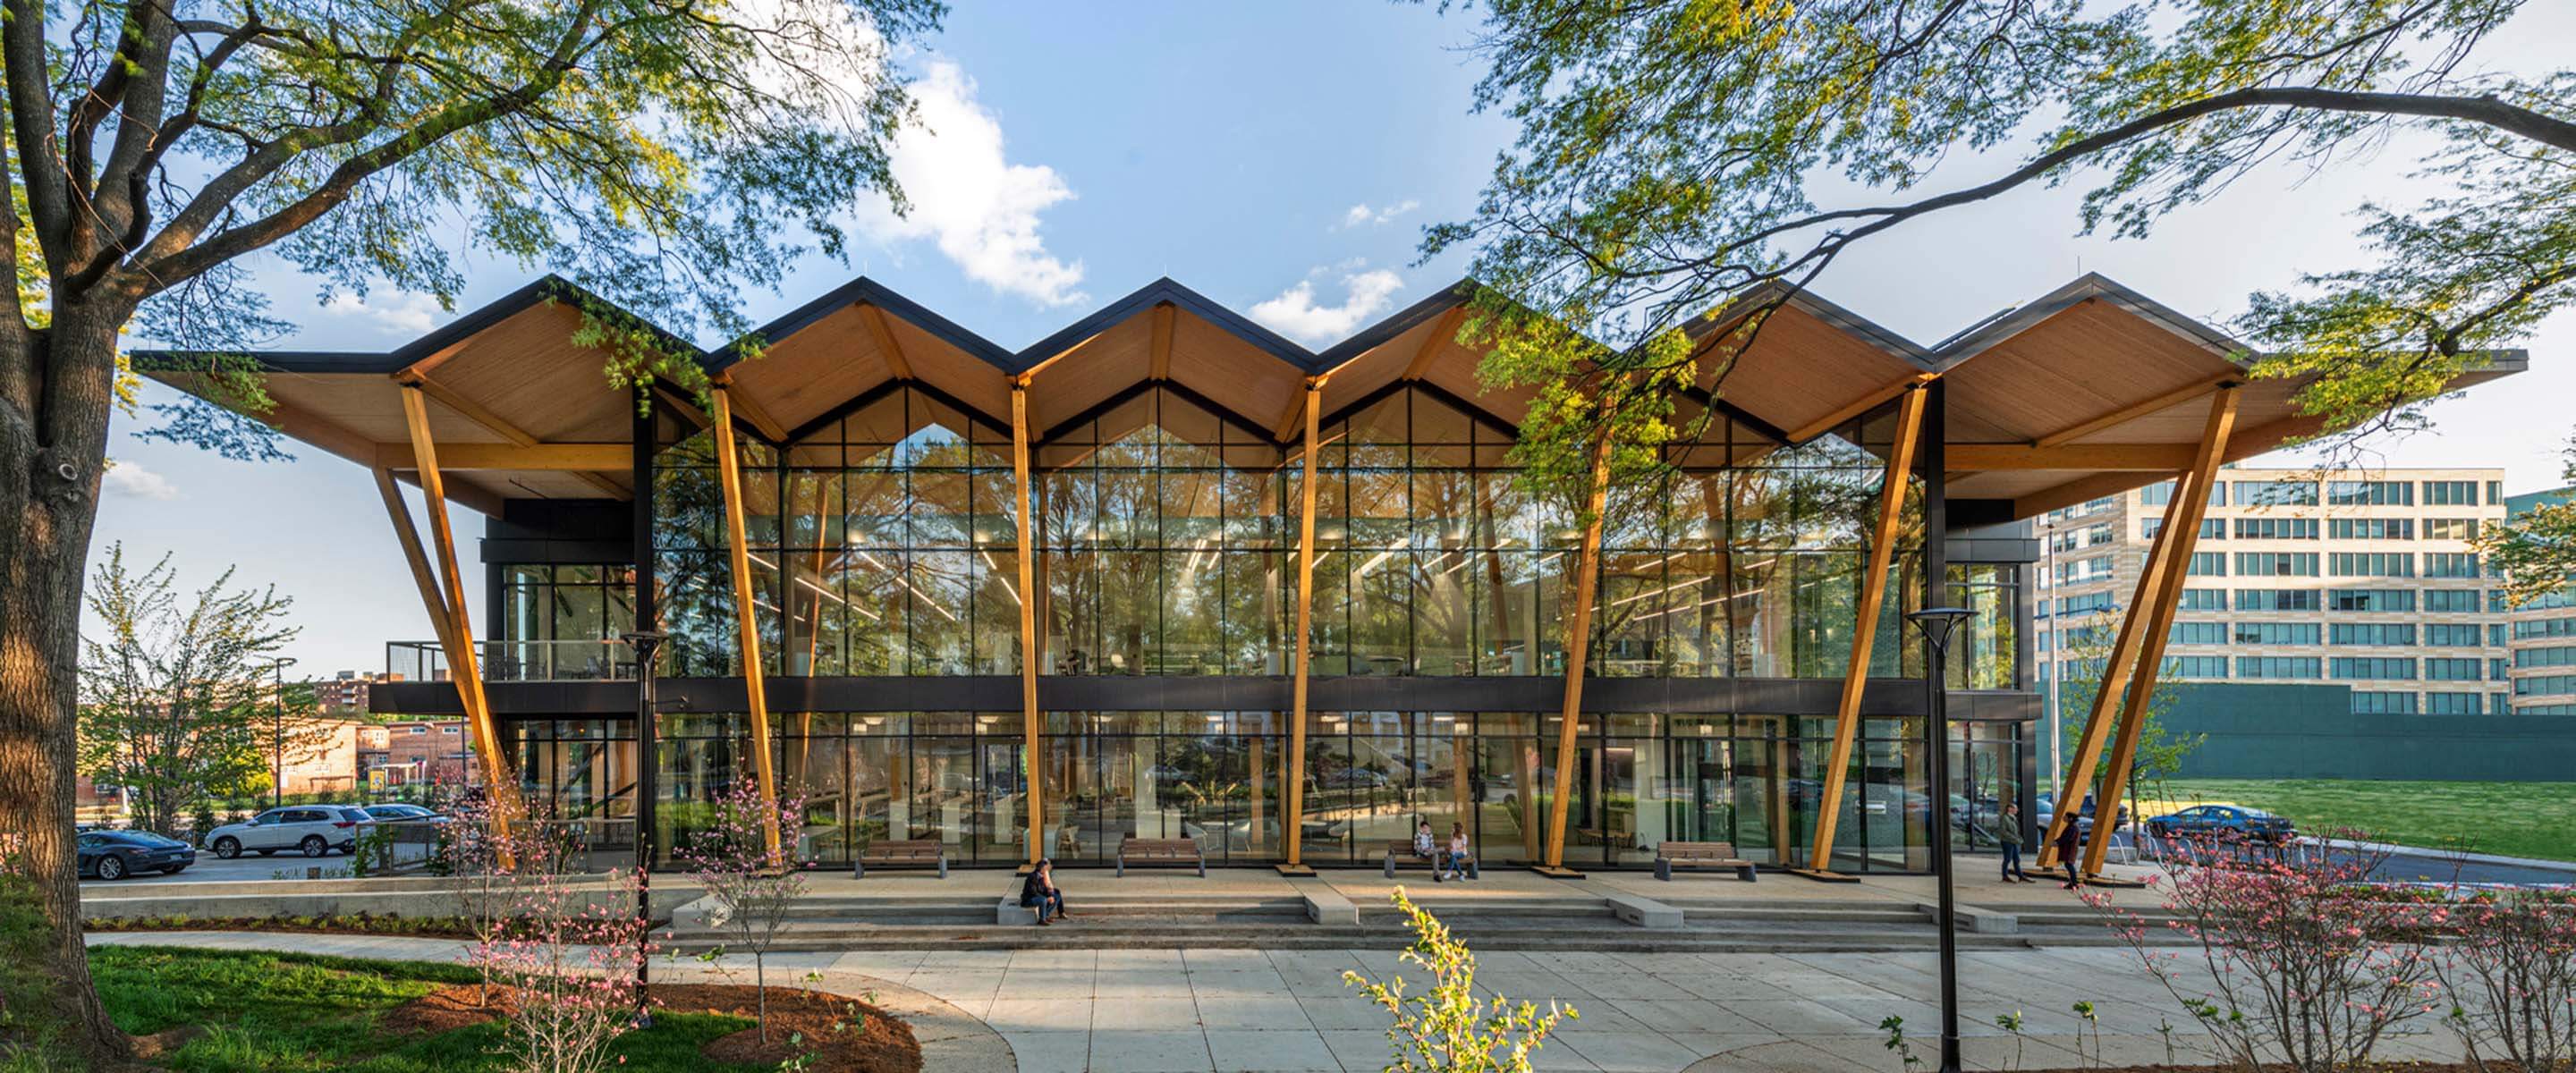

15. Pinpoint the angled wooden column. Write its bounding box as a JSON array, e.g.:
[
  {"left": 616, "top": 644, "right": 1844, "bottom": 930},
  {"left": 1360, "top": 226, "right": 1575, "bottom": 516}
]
[
  {"left": 2083, "top": 386, "right": 2238, "bottom": 878},
  {"left": 1279, "top": 376, "right": 1326, "bottom": 875},
  {"left": 709, "top": 387, "right": 784, "bottom": 857},
  {"left": 1012, "top": 378, "right": 1045, "bottom": 866},
  {"left": 1797, "top": 384, "right": 1928, "bottom": 879},
  {"left": 393, "top": 389, "right": 521, "bottom": 834},
  {"left": 1540, "top": 430, "right": 1616, "bottom": 875},
  {"left": 2036, "top": 469, "right": 2200, "bottom": 868}
]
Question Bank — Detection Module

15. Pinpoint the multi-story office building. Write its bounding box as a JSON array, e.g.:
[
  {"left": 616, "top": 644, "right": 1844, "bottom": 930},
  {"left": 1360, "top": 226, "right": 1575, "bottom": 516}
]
[
  {"left": 2505, "top": 486, "right": 2576, "bottom": 715},
  {"left": 2034, "top": 468, "right": 2513, "bottom": 718},
  {"left": 140, "top": 273, "right": 2524, "bottom": 873},
  {"left": 311, "top": 670, "right": 402, "bottom": 715}
]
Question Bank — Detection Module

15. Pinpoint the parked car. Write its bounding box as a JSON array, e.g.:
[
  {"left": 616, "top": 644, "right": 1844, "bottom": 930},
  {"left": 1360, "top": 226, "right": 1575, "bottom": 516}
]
[
  {"left": 203, "top": 806, "right": 372, "bottom": 858},
  {"left": 2147, "top": 805, "right": 2294, "bottom": 842},
  {"left": 76, "top": 830, "right": 196, "bottom": 880},
  {"left": 2036, "top": 791, "right": 2129, "bottom": 833},
  {"left": 363, "top": 803, "right": 439, "bottom": 822}
]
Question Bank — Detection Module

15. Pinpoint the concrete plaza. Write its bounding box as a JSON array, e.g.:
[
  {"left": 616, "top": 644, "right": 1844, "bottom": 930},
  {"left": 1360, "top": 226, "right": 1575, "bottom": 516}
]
[{"left": 85, "top": 928, "right": 2470, "bottom": 1072}]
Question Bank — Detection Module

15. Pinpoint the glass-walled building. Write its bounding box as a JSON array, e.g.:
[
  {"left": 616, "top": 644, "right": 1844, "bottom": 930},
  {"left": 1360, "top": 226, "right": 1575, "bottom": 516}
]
[{"left": 145, "top": 272, "right": 2509, "bottom": 875}]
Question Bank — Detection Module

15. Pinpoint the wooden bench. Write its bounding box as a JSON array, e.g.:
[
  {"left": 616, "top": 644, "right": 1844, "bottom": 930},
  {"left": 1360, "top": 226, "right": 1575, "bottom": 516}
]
[
  {"left": 1116, "top": 837, "right": 1205, "bottom": 877},
  {"left": 1381, "top": 840, "right": 1478, "bottom": 880},
  {"left": 852, "top": 839, "right": 948, "bottom": 879},
  {"left": 1655, "top": 841, "right": 1756, "bottom": 882}
]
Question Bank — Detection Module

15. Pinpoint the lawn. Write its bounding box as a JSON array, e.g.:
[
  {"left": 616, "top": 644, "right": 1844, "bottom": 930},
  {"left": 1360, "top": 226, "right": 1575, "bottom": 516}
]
[
  {"left": 2137, "top": 778, "right": 2576, "bottom": 863},
  {"left": 88, "top": 946, "right": 773, "bottom": 1072}
]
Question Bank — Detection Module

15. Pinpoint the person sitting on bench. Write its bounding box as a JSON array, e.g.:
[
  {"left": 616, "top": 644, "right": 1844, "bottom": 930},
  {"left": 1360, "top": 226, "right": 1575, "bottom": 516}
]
[
  {"left": 1412, "top": 819, "right": 1436, "bottom": 864},
  {"left": 1441, "top": 822, "right": 1474, "bottom": 882},
  {"left": 1020, "top": 858, "right": 1067, "bottom": 925}
]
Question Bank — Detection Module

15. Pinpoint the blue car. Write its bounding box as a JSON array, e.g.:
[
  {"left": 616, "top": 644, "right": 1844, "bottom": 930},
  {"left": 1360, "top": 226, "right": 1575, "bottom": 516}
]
[
  {"left": 2147, "top": 805, "right": 2294, "bottom": 843},
  {"left": 76, "top": 830, "right": 196, "bottom": 880}
]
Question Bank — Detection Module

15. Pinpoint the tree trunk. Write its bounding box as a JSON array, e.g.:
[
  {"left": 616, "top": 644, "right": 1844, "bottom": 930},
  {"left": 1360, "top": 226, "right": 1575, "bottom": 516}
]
[{"left": 0, "top": 308, "right": 139, "bottom": 1065}]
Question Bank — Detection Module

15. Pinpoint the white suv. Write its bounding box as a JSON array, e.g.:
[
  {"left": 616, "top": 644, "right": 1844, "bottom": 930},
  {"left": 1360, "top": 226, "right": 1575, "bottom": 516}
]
[{"left": 205, "top": 807, "right": 374, "bottom": 858}]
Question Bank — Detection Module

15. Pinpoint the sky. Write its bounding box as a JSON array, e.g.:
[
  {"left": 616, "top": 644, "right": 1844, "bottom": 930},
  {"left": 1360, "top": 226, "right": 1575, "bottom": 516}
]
[{"left": 89, "top": 0, "right": 2576, "bottom": 677}]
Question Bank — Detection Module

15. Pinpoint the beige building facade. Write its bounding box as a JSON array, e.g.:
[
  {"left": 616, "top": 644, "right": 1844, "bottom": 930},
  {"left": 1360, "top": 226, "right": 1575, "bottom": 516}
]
[{"left": 2036, "top": 467, "right": 2513, "bottom": 718}]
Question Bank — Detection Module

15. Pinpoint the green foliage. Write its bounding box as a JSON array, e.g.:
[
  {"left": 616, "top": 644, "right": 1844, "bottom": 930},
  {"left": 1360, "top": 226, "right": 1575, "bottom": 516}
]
[
  {"left": 1344, "top": 888, "right": 1574, "bottom": 1072},
  {"left": 76, "top": 545, "right": 313, "bottom": 838},
  {"left": 1431, "top": 0, "right": 2572, "bottom": 466},
  {"left": 2053, "top": 612, "right": 2203, "bottom": 799},
  {"left": 0, "top": 862, "right": 70, "bottom": 1071},
  {"left": 2483, "top": 448, "right": 2576, "bottom": 607}
]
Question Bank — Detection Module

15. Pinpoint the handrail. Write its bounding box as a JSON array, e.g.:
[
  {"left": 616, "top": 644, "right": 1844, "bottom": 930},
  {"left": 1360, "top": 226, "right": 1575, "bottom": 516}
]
[{"left": 386, "top": 638, "right": 665, "bottom": 682}]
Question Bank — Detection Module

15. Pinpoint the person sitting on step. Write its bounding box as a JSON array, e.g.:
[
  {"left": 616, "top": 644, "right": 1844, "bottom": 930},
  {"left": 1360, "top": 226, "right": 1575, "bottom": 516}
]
[
  {"left": 1021, "top": 858, "right": 1067, "bottom": 925},
  {"left": 1441, "top": 822, "right": 1474, "bottom": 882}
]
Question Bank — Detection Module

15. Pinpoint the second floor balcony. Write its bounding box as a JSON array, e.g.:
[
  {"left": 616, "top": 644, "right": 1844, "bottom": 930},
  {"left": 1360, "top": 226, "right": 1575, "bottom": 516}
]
[{"left": 386, "top": 638, "right": 659, "bottom": 683}]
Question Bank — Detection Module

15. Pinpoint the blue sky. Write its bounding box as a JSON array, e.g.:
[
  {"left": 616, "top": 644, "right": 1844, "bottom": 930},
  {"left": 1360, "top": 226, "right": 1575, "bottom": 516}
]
[{"left": 91, "top": 0, "right": 2576, "bottom": 675}]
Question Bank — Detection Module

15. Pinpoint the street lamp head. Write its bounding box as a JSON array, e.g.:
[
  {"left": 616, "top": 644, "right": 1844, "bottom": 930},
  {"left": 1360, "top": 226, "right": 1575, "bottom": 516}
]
[{"left": 1905, "top": 605, "right": 1977, "bottom": 655}]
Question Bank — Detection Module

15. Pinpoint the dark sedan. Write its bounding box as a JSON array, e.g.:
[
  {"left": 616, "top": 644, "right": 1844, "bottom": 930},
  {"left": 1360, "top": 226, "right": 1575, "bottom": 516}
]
[
  {"left": 2147, "top": 805, "right": 2295, "bottom": 843},
  {"left": 76, "top": 830, "right": 196, "bottom": 880}
]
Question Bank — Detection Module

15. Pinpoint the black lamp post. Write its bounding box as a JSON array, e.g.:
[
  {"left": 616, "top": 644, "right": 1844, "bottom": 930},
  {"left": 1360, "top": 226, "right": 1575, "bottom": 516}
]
[
  {"left": 619, "top": 629, "right": 666, "bottom": 1026},
  {"left": 1908, "top": 605, "right": 1976, "bottom": 1073}
]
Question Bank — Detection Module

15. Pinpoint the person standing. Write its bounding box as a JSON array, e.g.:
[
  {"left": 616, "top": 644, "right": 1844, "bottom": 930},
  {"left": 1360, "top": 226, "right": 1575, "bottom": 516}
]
[
  {"left": 1997, "top": 802, "right": 2029, "bottom": 883},
  {"left": 2055, "top": 815, "right": 2086, "bottom": 890}
]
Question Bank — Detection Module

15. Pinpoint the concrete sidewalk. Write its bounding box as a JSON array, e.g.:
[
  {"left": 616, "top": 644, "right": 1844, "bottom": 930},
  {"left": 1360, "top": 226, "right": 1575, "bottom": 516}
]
[{"left": 87, "top": 929, "right": 2467, "bottom": 1072}]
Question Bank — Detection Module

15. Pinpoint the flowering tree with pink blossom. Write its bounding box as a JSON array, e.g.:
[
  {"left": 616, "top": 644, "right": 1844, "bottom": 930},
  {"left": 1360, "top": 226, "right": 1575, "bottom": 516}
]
[
  {"left": 2442, "top": 888, "right": 2576, "bottom": 1073},
  {"left": 675, "top": 776, "right": 810, "bottom": 1043},
  {"left": 2085, "top": 831, "right": 2443, "bottom": 1073},
  {"left": 439, "top": 795, "right": 654, "bottom": 1073}
]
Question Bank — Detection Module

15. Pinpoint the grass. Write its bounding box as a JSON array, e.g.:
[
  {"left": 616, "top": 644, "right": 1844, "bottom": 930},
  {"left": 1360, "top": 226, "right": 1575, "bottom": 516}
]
[
  {"left": 88, "top": 946, "right": 771, "bottom": 1072},
  {"left": 2137, "top": 778, "right": 2576, "bottom": 863}
]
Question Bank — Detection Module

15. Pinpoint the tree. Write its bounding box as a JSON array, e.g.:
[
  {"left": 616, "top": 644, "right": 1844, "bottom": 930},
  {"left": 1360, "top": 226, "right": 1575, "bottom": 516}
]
[
  {"left": 0, "top": 0, "right": 945, "bottom": 1060},
  {"left": 676, "top": 776, "right": 808, "bottom": 1045},
  {"left": 76, "top": 544, "right": 317, "bottom": 837},
  {"left": 2053, "top": 613, "right": 2204, "bottom": 808},
  {"left": 1427, "top": 0, "right": 2573, "bottom": 558}
]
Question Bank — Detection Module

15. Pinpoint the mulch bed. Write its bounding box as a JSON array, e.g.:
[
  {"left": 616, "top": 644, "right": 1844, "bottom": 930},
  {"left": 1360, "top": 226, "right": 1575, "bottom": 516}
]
[
  {"left": 87, "top": 915, "right": 476, "bottom": 939},
  {"left": 2039, "top": 1060, "right": 2504, "bottom": 1065},
  {"left": 383, "top": 982, "right": 920, "bottom": 1073}
]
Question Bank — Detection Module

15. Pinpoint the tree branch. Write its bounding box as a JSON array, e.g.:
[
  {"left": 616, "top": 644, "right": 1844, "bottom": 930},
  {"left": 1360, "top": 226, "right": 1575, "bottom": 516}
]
[{"left": 4, "top": 0, "right": 74, "bottom": 273}]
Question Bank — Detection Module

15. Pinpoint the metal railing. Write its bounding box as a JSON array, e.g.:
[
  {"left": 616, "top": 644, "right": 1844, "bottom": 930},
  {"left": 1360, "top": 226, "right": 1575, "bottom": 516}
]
[{"left": 386, "top": 639, "right": 660, "bottom": 682}]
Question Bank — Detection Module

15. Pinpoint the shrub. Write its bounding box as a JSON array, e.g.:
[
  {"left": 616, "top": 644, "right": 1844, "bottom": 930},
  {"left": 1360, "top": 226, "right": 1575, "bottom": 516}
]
[
  {"left": 1345, "top": 887, "right": 1573, "bottom": 1071},
  {"left": 2087, "top": 830, "right": 2441, "bottom": 1073},
  {"left": 674, "top": 777, "right": 809, "bottom": 1043},
  {"left": 2442, "top": 889, "right": 2576, "bottom": 1073}
]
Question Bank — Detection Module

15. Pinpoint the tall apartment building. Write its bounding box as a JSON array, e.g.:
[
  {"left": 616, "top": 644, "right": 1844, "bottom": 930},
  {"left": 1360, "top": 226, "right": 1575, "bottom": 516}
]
[
  {"left": 2034, "top": 467, "right": 2513, "bottom": 719},
  {"left": 310, "top": 670, "right": 402, "bottom": 715},
  {"left": 2505, "top": 486, "right": 2576, "bottom": 715}
]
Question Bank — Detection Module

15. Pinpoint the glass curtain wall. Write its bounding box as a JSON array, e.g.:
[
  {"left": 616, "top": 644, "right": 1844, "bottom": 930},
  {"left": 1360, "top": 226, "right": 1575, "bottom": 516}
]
[
  {"left": 653, "top": 388, "right": 1022, "bottom": 677},
  {"left": 642, "top": 709, "right": 1939, "bottom": 872},
  {"left": 1038, "top": 390, "right": 1290, "bottom": 676},
  {"left": 494, "top": 565, "right": 637, "bottom": 680}
]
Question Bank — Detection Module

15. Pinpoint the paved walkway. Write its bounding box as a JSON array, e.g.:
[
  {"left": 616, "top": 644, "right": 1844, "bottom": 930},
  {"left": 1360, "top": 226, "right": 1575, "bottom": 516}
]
[{"left": 87, "top": 930, "right": 2469, "bottom": 1072}]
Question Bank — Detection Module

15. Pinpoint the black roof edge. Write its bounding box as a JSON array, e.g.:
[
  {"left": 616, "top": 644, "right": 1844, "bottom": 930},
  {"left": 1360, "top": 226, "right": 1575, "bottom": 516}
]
[
  {"left": 707, "top": 275, "right": 1016, "bottom": 374},
  {"left": 1012, "top": 277, "right": 1319, "bottom": 376},
  {"left": 386, "top": 275, "right": 699, "bottom": 369},
  {"left": 1310, "top": 279, "right": 1479, "bottom": 367},
  {"left": 1690, "top": 280, "right": 1937, "bottom": 370},
  {"left": 130, "top": 349, "right": 409, "bottom": 376}
]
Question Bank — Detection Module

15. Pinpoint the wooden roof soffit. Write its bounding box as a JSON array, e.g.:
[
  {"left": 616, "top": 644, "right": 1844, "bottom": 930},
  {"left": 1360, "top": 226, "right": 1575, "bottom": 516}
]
[
  {"left": 1785, "top": 372, "right": 1937, "bottom": 444},
  {"left": 392, "top": 369, "right": 629, "bottom": 499},
  {"left": 1946, "top": 443, "right": 2198, "bottom": 471},
  {"left": 710, "top": 374, "right": 791, "bottom": 444},
  {"left": 2030, "top": 372, "right": 2241, "bottom": 448},
  {"left": 2008, "top": 401, "right": 2316, "bottom": 519},
  {"left": 1273, "top": 373, "right": 1334, "bottom": 444},
  {"left": 373, "top": 443, "right": 631, "bottom": 470},
  {"left": 857, "top": 302, "right": 915, "bottom": 381},
  {"left": 1402, "top": 306, "right": 1470, "bottom": 382},
  {"left": 1148, "top": 301, "right": 1177, "bottom": 381}
]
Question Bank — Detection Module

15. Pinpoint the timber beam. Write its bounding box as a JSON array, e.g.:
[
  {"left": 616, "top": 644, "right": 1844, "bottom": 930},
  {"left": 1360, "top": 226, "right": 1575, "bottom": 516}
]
[
  {"left": 2080, "top": 386, "right": 2240, "bottom": 880},
  {"left": 710, "top": 386, "right": 786, "bottom": 857},
  {"left": 1794, "top": 384, "right": 1928, "bottom": 881},
  {"left": 1538, "top": 429, "right": 1616, "bottom": 878},
  {"left": 375, "top": 443, "right": 632, "bottom": 471},
  {"left": 1012, "top": 376, "right": 1044, "bottom": 866},
  {"left": 1279, "top": 375, "right": 1327, "bottom": 875},
  {"left": 1946, "top": 443, "right": 2195, "bottom": 471},
  {"left": 1786, "top": 372, "right": 1935, "bottom": 444},
  {"left": 392, "top": 387, "right": 522, "bottom": 840}
]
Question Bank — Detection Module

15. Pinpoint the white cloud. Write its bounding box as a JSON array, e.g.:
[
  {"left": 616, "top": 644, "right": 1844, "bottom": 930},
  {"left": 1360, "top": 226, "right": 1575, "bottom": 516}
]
[
  {"left": 860, "top": 60, "right": 1086, "bottom": 308},
  {"left": 1335, "top": 199, "right": 1420, "bottom": 230},
  {"left": 1250, "top": 268, "right": 1404, "bottom": 345},
  {"left": 102, "top": 461, "right": 179, "bottom": 502},
  {"left": 320, "top": 291, "right": 442, "bottom": 335}
]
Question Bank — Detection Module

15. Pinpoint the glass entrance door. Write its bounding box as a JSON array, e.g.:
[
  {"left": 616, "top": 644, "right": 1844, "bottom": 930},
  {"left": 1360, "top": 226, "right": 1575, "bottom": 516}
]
[{"left": 1668, "top": 735, "right": 1734, "bottom": 844}]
